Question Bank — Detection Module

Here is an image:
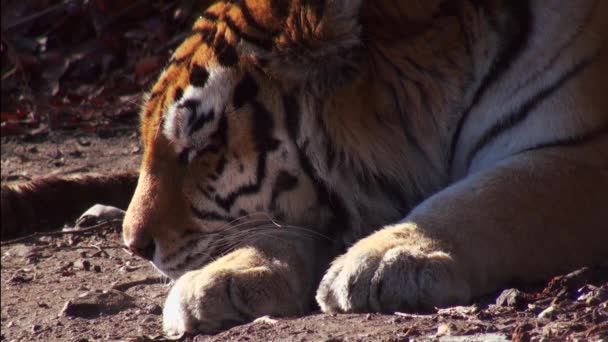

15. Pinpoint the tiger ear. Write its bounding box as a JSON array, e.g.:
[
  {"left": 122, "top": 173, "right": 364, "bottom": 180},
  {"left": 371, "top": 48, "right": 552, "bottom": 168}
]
[{"left": 258, "top": 0, "right": 365, "bottom": 89}]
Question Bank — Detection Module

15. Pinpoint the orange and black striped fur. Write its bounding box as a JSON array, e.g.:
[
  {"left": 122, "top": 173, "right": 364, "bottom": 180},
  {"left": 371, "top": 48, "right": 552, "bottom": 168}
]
[{"left": 2, "top": 0, "right": 607, "bottom": 335}]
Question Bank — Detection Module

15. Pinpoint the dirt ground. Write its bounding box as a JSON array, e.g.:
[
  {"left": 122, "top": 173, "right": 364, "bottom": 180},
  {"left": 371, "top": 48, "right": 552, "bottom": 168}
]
[{"left": 1, "top": 132, "right": 608, "bottom": 341}]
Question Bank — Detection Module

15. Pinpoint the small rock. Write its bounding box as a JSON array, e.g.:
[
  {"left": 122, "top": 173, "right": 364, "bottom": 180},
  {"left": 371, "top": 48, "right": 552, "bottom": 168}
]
[
  {"left": 577, "top": 285, "right": 608, "bottom": 305},
  {"left": 436, "top": 323, "right": 455, "bottom": 336},
  {"left": 141, "top": 316, "right": 156, "bottom": 324},
  {"left": 93, "top": 265, "right": 102, "bottom": 273},
  {"left": 119, "top": 264, "right": 141, "bottom": 273},
  {"left": 60, "top": 289, "right": 135, "bottom": 318},
  {"left": 75, "top": 204, "right": 125, "bottom": 229},
  {"left": 74, "top": 259, "right": 91, "bottom": 271},
  {"left": 68, "top": 150, "right": 84, "bottom": 158},
  {"left": 8, "top": 273, "right": 33, "bottom": 284},
  {"left": 496, "top": 288, "right": 528, "bottom": 308},
  {"left": 5, "top": 245, "right": 38, "bottom": 259},
  {"left": 77, "top": 137, "right": 91, "bottom": 146},
  {"left": 253, "top": 315, "right": 278, "bottom": 325},
  {"left": 145, "top": 303, "right": 162, "bottom": 315},
  {"left": 7, "top": 321, "right": 14, "bottom": 328},
  {"left": 31, "top": 324, "right": 42, "bottom": 333},
  {"left": 537, "top": 305, "right": 556, "bottom": 320},
  {"left": 131, "top": 145, "right": 141, "bottom": 154}
]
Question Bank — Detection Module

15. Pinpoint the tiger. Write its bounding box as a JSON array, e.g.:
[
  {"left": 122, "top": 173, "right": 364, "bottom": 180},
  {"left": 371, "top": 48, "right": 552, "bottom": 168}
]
[{"left": 2, "top": 0, "right": 608, "bottom": 336}]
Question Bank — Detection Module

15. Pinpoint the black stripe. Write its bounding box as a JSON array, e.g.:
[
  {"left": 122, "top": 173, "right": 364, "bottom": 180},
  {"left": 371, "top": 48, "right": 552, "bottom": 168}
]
[
  {"left": 301, "top": 0, "right": 325, "bottom": 22},
  {"left": 269, "top": 171, "right": 299, "bottom": 211},
  {"left": 212, "top": 101, "right": 278, "bottom": 212},
  {"left": 373, "top": 50, "right": 435, "bottom": 168},
  {"left": 149, "top": 90, "right": 162, "bottom": 100},
  {"left": 314, "top": 98, "right": 337, "bottom": 170},
  {"left": 170, "top": 32, "right": 210, "bottom": 65},
  {"left": 238, "top": 1, "right": 276, "bottom": 34},
  {"left": 233, "top": 73, "right": 259, "bottom": 108},
  {"left": 177, "top": 99, "right": 200, "bottom": 136},
  {"left": 214, "top": 153, "right": 267, "bottom": 211},
  {"left": 269, "top": 0, "right": 291, "bottom": 20},
  {"left": 215, "top": 153, "right": 227, "bottom": 175},
  {"left": 298, "top": 142, "right": 351, "bottom": 239},
  {"left": 283, "top": 94, "right": 301, "bottom": 142},
  {"left": 465, "top": 56, "right": 595, "bottom": 169},
  {"left": 215, "top": 36, "right": 239, "bottom": 66},
  {"left": 202, "top": 8, "right": 274, "bottom": 50},
  {"left": 223, "top": 16, "right": 274, "bottom": 50},
  {"left": 397, "top": 56, "right": 444, "bottom": 129},
  {"left": 173, "top": 87, "right": 184, "bottom": 102},
  {"left": 199, "top": 116, "right": 228, "bottom": 156},
  {"left": 190, "top": 64, "right": 209, "bottom": 88},
  {"left": 191, "top": 205, "right": 236, "bottom": 222},
  {"left": 192, "top": 27, "right": 218, "bottom": 46},
  {"left": 519, "top": 123, "right": 608, "bottom": 153},
  {"left": 201, "top": 11, "right": 219, "bottom": 21},
  {"left": 190, "top": 109, "right": 215, "bottom": 134},
  {"left": 160, "top": 236, "right": 201, "bottom": 263},
  {"left": 197, "top": 184, "right": 211, "bottom": 199},
  {"left": 504, "top": 8, "right": 593, "bottom": 100},
  {"left": 251, "top": 102, "right": 281, "bottom": 151},
  {"left": 448, "top": 1, "right": 532, "bottom": 172},
  {"left": 181, "top": 99, "right": 200, "bottom": 123},
  {"left": 283, "top": 93, "right": 350, "bottom": 238},
  {"left": 178, "top": 148, "right": 191, "bottom": 164}
]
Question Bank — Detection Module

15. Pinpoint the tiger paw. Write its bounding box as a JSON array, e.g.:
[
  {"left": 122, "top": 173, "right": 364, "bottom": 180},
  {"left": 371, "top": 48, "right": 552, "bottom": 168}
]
[
  {"left": 315, "top": 226, "right": 471, "bottom": 313},
  {"left": 162, "top": 249, "right": 305, "bottom": 335}
]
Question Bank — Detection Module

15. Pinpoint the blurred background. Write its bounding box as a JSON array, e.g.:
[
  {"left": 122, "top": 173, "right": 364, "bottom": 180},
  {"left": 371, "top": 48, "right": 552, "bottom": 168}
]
[{"left": 1, "top": 0, "right": 213, "bottom": 137}]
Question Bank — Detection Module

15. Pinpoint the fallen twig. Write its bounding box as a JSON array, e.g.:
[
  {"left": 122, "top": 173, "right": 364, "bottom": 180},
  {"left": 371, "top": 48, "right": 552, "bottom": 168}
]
[
  {"left": 394, "top": 312, "right": 435, "bottom": 319},
  {"left": 110, "top": 276, "right": 168, "bottom": 291},
  {"left": 0, "top": 219, "right": 122, "bottom": 247}
]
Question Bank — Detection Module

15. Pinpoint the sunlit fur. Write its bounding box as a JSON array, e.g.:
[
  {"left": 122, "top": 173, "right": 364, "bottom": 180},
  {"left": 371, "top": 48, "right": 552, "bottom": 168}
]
[{"left": 2, "top": 0, "right": 605, "bottom": 336}]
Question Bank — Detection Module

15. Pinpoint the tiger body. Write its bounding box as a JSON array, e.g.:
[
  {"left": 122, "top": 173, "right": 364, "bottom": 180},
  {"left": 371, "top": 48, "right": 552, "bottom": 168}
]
[{"left": 3, "top": 0, "right": 608, "bottom": 335}]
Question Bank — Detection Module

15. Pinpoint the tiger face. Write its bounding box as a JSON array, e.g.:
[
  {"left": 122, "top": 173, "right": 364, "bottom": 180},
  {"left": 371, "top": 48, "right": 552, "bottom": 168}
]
[{"left": 123, "top": 42, "right": 332, "bottom": 280}]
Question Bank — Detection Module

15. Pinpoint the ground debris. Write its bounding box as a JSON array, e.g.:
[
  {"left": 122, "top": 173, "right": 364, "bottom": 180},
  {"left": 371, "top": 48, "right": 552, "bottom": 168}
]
[
  {"left": 60, "top": 289, "right": 135, "bottom": 318},
  {"left": 496, "top": 288, "right": 531, "bottom": 309}
]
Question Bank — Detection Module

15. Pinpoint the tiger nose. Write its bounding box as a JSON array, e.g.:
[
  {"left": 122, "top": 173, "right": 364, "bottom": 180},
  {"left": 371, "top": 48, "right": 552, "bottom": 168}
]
[{"left": 127, "top": 238, "right": 156, "bottom": 261}]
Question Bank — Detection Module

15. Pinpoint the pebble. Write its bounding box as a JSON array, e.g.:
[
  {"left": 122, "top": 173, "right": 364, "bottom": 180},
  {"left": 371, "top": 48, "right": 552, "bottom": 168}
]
[
  {"left": 145, "top": 303, "right": 162, "bottom": 315},
  {"left": 496, "top": 288, "right": 527, "bottom": 308},
  {"left": 74, "top": 259, "right": 91, "bottom": 271},
  {"left": 77, "top": 204, "right": 125, "bottom": 223},
  {"left": 436, "top": 323, "right": 455, "bottom": 336}
]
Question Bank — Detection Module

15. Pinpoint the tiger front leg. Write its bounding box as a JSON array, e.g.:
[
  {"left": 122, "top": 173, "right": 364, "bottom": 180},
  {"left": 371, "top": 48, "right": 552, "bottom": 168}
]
[
  {"left": 163, "top": 240, "right": 314, "bottom": 335},
  {"left": 317, "top": 145, "right": 608, "bottom": 313}
]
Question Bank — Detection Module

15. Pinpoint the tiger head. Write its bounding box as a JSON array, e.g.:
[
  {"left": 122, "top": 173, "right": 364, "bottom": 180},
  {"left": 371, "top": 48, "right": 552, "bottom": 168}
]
[{"left": 122, "top": 0, "right": 369, "bottom": 279}]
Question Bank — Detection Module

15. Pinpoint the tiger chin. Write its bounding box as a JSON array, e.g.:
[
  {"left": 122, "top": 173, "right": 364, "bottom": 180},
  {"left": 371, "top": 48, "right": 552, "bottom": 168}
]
[{"left": 3, "top": 0, "right": 608, "bottom": 336}]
